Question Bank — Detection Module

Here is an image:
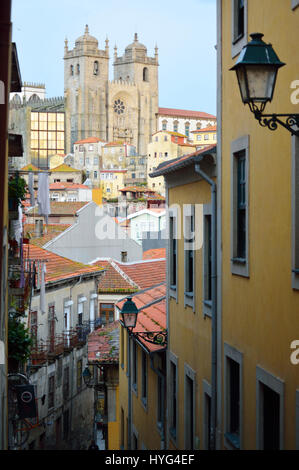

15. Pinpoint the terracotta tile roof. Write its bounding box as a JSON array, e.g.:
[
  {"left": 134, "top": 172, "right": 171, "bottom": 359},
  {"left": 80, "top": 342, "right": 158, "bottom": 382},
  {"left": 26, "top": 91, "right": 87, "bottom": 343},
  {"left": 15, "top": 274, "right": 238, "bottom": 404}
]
[
  {"left": 103, "top": 141, "right": 125, "bottom": 147},
  {"left": 51, "top": 163, "right": 81, "bottom": 172},
  {"left": 100, "top": 169, "right": 127, "bottom": 173},
  {"left": 24, "top": 223, "right": 70, "bottom": 247},
  {"left": 27, "top": 201, "right": 89, "bottom": 216},
  {"left": 158, "top": 107, "right": 216, "bottom": 120},
  {"left": 88, "top": 321, "right": 119, "bottom": 364},
  {"left": 150, "top": 144, "right": 217, "bottom": 177},
  {"left": 74, "top": 136, "right": 106, "bottom": 144},
  {"left": 114, "top": 259, "right": 166, "bottom": 289},
  {"left": 23, "top": 244, "right": 103, "bottom": 284},
  {"left": 117, "top": 283, "right": 166, "bottom": 353},
  {"left": 49, "top": 182, "right": 90, "bottom": 190},
  {"left": 191, "top": 125, "right": 217, "bottom": 133},
  {"left": 143, "top": 248, "right": 166, "bottom": 260},
  {"left": 91, "top": 260, "right": 138, "bottom": 293},
  {"left": 152, "top": 130, "right": 187, "bottom": 138}
]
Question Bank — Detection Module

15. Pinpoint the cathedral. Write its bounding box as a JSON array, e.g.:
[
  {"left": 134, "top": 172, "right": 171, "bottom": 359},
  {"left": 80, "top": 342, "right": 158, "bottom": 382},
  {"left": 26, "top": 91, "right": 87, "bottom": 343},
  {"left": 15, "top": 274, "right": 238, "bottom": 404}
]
[{"left": 64, "top": 26, "right": 159, "bottom": 156}]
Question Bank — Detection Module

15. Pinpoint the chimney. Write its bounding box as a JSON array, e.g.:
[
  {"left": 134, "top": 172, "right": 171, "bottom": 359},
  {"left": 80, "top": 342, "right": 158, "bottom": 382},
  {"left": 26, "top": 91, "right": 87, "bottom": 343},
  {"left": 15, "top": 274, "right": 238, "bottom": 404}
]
[
  {"left": 121, "top": 251, "right": 127, "bottom": 263},
  {"left": 35, "top": 219, "right": 44, "bottom": 237}
]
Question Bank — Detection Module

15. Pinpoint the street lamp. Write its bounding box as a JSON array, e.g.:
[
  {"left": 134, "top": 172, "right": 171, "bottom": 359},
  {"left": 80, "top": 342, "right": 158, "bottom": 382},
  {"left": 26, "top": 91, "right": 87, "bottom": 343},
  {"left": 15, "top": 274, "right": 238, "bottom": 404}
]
[
  {"left": 83, "top": 365, "right": 92, "bottom": 388},
  {"left": 230, "top": 32, "right": 299, "bottom": 136},
  {"left": 120, "top": 297, "right": 139, "bottom": 332}
]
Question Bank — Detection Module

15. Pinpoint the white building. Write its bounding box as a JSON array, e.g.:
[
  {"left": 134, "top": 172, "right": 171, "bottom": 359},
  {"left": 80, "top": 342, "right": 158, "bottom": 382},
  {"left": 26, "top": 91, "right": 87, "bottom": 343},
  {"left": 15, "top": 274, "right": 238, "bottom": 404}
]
[
  {"left": 125, "top": 208, "right": 166, "bottom": 245},
  {"left": 157, "top": 107, "right": 216, "bottom": 140}
]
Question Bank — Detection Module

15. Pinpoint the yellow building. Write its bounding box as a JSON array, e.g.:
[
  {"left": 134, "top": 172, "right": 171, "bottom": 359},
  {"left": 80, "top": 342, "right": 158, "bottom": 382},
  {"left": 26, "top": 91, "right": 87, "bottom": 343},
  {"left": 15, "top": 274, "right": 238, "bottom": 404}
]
[
  {"left": 191, "top": 125, "right": 217, "bottom": 149},
  {"left": 150, "top": 145, "right": 217, "bottom": 450},
  {"left": 218, "top": 0, "right": 299, "bottom": 450},
  {"left": 50, "top": 163, "right": 82, "bottom": 184},
  {"left": 100, "top": 169, "right": 127, "bottom": 200},
  {"left": 147, "top": 131, "right": 196, "bottom": 196}
]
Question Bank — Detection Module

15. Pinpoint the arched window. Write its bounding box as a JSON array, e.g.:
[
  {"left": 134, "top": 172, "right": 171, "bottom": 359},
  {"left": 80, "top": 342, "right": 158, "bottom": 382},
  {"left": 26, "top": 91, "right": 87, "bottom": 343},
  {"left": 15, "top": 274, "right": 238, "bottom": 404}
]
[
  {"left": 11, "top": 94, "right": 21, "bottom": 104},
  {"left": 70, "top": 65, "right": 74, "bottom": 76},
  {"left": 162, "top": 120, "right": 167, "bottom": 131},
  {"left": 185, "top": 122, "right": 190, "bottom": 137},
  {"left": 77, "top": 64, "right": 80, "bottom": 74},
  {"left": 143, "top": 67, "right": 149, "bottom": 82},
  {"left": 196, "top": 122, "right": 202, "bottom": 130},
  {"left": 28, "top": 94, "right": 40, "bottom": 104},
  {"left": 173, "top": 120, "right": 178, "bottom": 133},
  {"left": 94, "top": 61, "right": 99, "bottom": 75}
]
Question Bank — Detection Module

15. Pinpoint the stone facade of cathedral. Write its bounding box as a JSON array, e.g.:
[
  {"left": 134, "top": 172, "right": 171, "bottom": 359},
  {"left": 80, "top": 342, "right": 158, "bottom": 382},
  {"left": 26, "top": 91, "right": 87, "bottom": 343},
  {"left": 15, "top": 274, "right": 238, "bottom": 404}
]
[{"left": 64, "top": 26, "right": 159, "bottom": 156}]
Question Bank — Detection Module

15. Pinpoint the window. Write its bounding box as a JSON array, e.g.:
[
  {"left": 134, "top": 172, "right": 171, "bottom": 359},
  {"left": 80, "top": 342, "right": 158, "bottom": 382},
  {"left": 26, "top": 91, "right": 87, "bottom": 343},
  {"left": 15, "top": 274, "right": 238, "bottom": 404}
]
[
  {"left": 232, "top": 0, "right": 248, "bottom": 58},
  {"left": 143, "top": 67, "right": 149, "bottom": 82},
  {"left": 100, "top": 303, "right": 114, "bottom": 324},
  {"left": 173, "top": 121, "right": 178, "bottom": 133},
  {"left": 224, "top": 344, "right": 243, "bottom": 449},
  {"left": 94, "top": 61, "right": 99, "bottom": 75},
  {"left": 165, "top": 152, "right": 168, "bottom": 158},
  {"left": 256, "top": 366, "right": 284, "bottom": 450},
  {"left": 203, "top": 206, "right": 212, "bottom": 317},
  {"left": 70, "top": 65, "right": 74, "bottom": 76},
  {"left": 63, "top": 410, "right": 69, "bottom": 440},
  {"left": 66, "top": 178, "right": 73, "bottom": 183},
  {"left": 185, "top": 122, "right": 190, "bottom": 138},
  {"left": 155, "top": 136, "right": 158, "bottom": 142},
  {"left": 77, "top": 359, "right": 82, "bottom": 390},
  {"left": 77, "top": 63, "right": 80, "bottom": 74},
  {"left": 48, "top": 305, "right": 55, "bottom": 354},
  {"left": 203, "top": 380, "right": 212, "bottom": 450},
  {"left": 88, "top": 145, "right": 93, "bottom": 151},
  {"left": 132, "top": 341, "right": 137, "bottom": 393},
  {"left": 169, "top": 353, "right": 178, "bottom": 443},
  {"left": 94, "top": 156, "right": 99, "bottom": 165},
  {"left": 48, "top": 375, "right": 55, "bottom": 410},
  {"left": 141, "top": 351, "right": 147, "bottom": 407},
  {"left": 169, "top": 208, "right": 178, "bottom": 298},
  {"left": 162, "top": 120, "right": 167, "bottom": 131},
  {"left": 184, "top": 365, "right": 195, "bottom": 450},
  {"left": 164, "top": 135, "right": 168, "bottom": 141},
  {"left": 157, "top": 375, "right": 163, "bottom": 428},
  {"left": 94, "top": 171, "right": 98, "bottom": 179},
  {"left": 184, "top": 205, "right": 195, "bottom": 309},
  {"left": 121, "top": 251, "right": 127, "bottom": 262},
  {"left": 77, "top": 300, "right": 83, "bottom": 326},
  {"left": 231, "top": 136, "right": 249, "bottom": 277},
  {"left": 196, "top": 122, "right": 202, "bottom": 130},
  {"left": 204, "top": 134, "right": 209, "bottom": 140},
  {"left": 79, "top": 145, "right": 84, "bottom": 152},
  {"left": 86, "top": 157, "right": 90, "bottom": 164},
  {"left": 63, "top": 367, "right": 69, "bottom": 400},
  {"left": 197, "top": 135, "right": 202, "bottom": 141}
]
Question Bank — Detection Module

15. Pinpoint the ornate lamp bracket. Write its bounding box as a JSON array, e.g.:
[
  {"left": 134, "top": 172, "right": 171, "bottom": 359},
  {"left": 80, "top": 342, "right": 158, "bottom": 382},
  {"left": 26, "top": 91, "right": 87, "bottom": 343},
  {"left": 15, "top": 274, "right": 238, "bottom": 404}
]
[
  {"left": 134, "top": 330, "right": 167, "bottom": 347},
  {"left": 250, "top": 103, "right": 299, "bottom": 137}
]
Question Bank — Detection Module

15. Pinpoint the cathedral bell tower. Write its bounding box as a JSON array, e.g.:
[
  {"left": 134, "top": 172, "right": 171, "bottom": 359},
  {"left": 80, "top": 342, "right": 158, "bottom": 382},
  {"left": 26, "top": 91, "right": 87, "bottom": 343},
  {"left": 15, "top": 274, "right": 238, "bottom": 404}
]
[{"left": 64, "top": 25, "right": 109, "bottom": 152}]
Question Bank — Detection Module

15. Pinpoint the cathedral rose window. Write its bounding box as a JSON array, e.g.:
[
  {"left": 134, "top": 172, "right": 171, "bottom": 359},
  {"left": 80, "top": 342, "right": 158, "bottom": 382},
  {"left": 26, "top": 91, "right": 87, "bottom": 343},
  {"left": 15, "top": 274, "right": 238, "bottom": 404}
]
[{"left": 114, "top": 99, "right": 125, "bottom": 114}]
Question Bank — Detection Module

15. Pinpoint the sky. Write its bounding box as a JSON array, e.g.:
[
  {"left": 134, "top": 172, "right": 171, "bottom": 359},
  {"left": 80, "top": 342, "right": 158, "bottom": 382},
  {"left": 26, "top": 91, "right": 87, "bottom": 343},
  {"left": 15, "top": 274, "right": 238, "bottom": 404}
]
[{"left": 11, "top": 0, "right": 217, "bottom": 115}]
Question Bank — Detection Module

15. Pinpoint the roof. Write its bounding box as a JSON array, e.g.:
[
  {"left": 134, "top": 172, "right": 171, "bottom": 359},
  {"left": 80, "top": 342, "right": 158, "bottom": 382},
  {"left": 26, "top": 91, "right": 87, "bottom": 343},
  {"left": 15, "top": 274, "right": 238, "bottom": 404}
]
[
  {"left": 23, "top": 244, "right": 103, "bottom": 284},
  {"left": 103, "top": 141, "right": 126, "bottom": 147},
  {"left": 152, "top": 130, "right": 187, "bottom": 138},
  {"left": 150, "top": 144, "right": 217, "bottom": 177},
  {"left": 88, "top": 321, "right": 119, "bottom": 364},
  {"left": 74, "top": 136, "right": 106, "bottom": 144},
  {"left": 191, "top": 125, "right": 217, "bottom": 133},
  {"left": 119, "top": 186, "right": 150, "bottom": 193},
  {"left": 126, "top": 208, "right": 165, "bottom": 220},
  {"left": 117, "top": 283, "right": 166, "bottom": 353},
  {"left": 24, "top": 223, "right": 70, "bottom": 247},
  {"left": 143, "top": 248, "right": 166, "bottom": 260},
  {"left": 49, "top": 182, "right": 90, "bottom": 190},
  {"left": 114, "top": 258, "right": 166, "bottom": 289},
  {"left": 27, "top": 201, "right": 89, "bottom": 216},
  {"left": 91, "top": 259, "right": 138, "bottom": 293},
  {"left": 20, "top": 163, "right": 40, "bottom": 172},
  {"left": 158, "top": 107, "right": 216, "bottom": 120},
  {"left": 51, "top": 163, "right": 81, "bottom": 172},
  {"left": 100, "top": 169, "right": 127, "bottom": 173}
]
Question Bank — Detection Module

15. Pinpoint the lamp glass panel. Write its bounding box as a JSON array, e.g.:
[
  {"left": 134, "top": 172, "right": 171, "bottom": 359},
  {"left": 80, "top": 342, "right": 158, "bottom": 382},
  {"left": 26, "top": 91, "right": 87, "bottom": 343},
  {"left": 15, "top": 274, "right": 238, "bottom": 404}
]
[
  {"left": 245, "top": 65, "right": 277, "bottom": 102},
  {"left": 123, "top": 312, "right": 137, "bottom": 328},
  {"left": 236, "top": 66, "right": 249, "bottom": 103}
]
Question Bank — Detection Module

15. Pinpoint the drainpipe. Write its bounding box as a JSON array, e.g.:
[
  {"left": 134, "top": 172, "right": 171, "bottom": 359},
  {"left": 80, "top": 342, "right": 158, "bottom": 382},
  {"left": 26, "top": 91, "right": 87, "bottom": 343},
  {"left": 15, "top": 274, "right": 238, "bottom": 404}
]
[
  {"left": 150, "top": 355, "right": 165, "bottom": 450},
  {"left": 194, "top": 163, "right": 217, "bottom": 450}
]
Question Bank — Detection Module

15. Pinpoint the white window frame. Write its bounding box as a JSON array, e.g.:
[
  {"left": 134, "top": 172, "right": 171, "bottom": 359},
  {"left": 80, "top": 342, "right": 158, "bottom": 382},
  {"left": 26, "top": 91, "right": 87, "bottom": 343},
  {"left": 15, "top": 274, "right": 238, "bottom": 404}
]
[
  {"left": 184, "top": 204, "right": 195, "bottom": 310},
  {"left": 168, "top": 205, "right": 180, "bottom": 301},
  {"left": 231, "top": 0, "right": 248, "bottom": 58},
  {"left": 203, "top": 204, "right": 212, "bottom": 317},
  {"left": 256, "top": 365, "right": 284, "bottom": 450},
  {"left": 231, "top": 135, "right": 250, "bottom": 277},
  {"left": 224, "top": 343, "right": 243, "bottom": 450}
]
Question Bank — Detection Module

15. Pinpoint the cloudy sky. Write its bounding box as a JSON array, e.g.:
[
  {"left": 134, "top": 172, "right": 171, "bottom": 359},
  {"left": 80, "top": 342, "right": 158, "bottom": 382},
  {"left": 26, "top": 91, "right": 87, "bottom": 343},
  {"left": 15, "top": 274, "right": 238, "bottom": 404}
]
[{"left": 11, "top": 0, "right": 217, "bottom": 115}]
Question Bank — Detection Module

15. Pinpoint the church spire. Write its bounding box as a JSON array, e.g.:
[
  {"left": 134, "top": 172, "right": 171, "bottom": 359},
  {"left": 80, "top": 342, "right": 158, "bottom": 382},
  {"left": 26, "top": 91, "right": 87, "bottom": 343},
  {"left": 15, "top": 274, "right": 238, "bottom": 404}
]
[{"left": 85, "top": 24, "right": 89, "bottom": 35}]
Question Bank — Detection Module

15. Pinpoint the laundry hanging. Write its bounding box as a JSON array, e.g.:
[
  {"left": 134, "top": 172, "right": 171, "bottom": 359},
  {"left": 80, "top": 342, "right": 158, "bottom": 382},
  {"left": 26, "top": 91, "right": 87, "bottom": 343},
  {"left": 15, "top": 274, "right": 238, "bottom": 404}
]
[{"left": 37, "top": 172, "right": 50, "bottom": 224}]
